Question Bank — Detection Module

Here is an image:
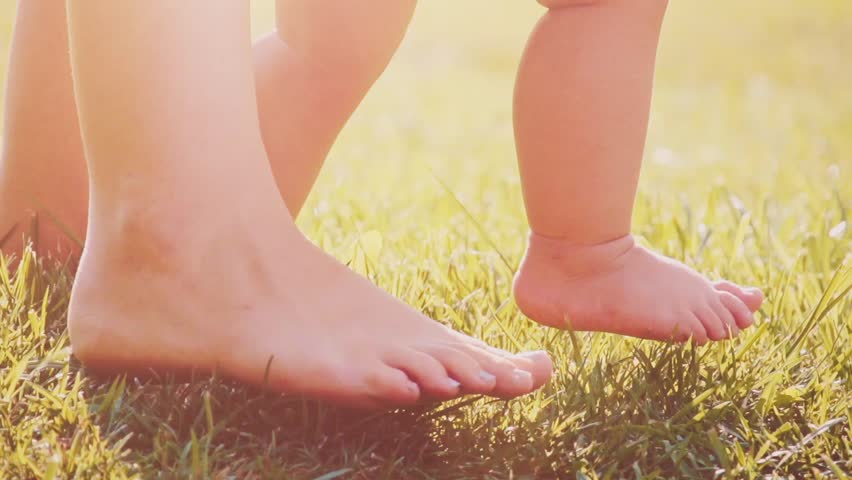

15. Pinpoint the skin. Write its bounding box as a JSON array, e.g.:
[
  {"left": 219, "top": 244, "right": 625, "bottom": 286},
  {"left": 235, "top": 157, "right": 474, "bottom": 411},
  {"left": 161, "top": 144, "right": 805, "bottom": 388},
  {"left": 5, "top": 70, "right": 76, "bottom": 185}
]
[
  {"left": 62, "top": 0, "right": 552, "bottom": 409},
  {"left": 510, "top": 0, "right": 764, "bottom": 343},
  {"left": 0, "top": 0, "right": 87, "bottom": 261},
  {"left": 1, "top": 0, "right": 415, "bottom": 258},
  {"left": 0, "top": 0, "right": 764, "bottom": 409}
]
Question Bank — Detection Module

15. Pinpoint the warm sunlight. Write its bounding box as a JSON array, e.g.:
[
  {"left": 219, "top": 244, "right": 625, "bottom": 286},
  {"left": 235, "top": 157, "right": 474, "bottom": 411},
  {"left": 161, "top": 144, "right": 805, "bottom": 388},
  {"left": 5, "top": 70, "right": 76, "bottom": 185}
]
[{"left": 1, "top": 1, "right": 849, "bottom": 478}]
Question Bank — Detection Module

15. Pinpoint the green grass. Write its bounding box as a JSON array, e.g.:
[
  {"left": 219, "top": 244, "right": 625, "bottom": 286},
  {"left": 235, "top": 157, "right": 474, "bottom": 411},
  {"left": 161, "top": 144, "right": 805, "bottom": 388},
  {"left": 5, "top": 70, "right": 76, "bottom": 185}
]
[{"left": 2, "top": 1, "right": 851, "bottom": 478}]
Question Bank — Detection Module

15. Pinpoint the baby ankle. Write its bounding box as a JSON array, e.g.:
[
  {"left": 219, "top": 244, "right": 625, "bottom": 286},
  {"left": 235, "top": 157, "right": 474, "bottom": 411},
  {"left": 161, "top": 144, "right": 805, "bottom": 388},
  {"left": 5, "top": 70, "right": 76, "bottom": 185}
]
[{"left": 525, "top": 231, "right": 636, "bottom": 276}]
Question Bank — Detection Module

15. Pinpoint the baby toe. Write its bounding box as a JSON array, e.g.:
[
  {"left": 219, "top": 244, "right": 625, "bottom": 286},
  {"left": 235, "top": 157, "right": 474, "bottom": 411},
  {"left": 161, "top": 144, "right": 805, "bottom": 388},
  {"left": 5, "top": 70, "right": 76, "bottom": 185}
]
[
  {"left": 714, "top": 280, "right": 764, "bottom": 312},
  {"left": 719, "top": 291, "right": 755, "bottom": 329},
  {"left": 696, "top": 306, "right": 727, "bottom": 341},
  {"left": 710, "top": 298, "right": 740, "bottom": 338},
  {"left": 683, "top": 313, "right": 709, "bottom": 345}
]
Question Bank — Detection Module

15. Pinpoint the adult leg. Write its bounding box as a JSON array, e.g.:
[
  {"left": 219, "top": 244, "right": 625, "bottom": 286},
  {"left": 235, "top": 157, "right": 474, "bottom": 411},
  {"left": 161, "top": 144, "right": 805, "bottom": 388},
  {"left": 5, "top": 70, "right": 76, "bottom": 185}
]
[
  {"left": 66, "top": 0, "right": 551, "bottom": 407},
  {"left": 256, "top": 0, "right": 416, "bottom": 216},
  {"left": 0, "top": 0, "right": 87, "bottom": 262},
  {"left": 512, "top": 0, "right": 764, "bottom": 343},
  {"left": 2, "top": 0, "right": 418, "bottom": 265}
]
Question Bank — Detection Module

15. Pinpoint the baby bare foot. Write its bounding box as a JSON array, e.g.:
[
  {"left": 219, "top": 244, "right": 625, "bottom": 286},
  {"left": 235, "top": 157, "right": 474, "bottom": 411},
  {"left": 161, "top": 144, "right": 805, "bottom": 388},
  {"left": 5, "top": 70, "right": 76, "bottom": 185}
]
[
  {"left": 69, "top": 213, "right": 552, "bottom": 409},
  {"left": 513, "top": 233, "right": 764, "bottom": 344}
]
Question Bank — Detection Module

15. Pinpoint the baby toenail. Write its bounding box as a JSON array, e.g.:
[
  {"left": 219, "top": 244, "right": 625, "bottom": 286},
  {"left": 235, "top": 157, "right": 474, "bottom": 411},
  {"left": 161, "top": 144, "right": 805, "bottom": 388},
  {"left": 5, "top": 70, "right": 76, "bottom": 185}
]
[
  {"left": 446, "top": 378, "right": 462, "bottom": 390},
  {"left": 479, "top": 371, "right": 497, "bottom": 384}
]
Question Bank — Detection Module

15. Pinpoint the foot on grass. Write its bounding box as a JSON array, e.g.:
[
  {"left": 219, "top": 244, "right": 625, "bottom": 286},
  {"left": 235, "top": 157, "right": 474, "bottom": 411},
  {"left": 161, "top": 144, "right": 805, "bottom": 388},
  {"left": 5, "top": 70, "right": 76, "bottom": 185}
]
[
  {"left": 513, "top": 233, "right": 764, "bottom": 344},
  {"left": 69, "top": 208, "right": 553, "bottom": 409},
  {"left": 0, "top": 173, "right": 86, "bottom": 266}
]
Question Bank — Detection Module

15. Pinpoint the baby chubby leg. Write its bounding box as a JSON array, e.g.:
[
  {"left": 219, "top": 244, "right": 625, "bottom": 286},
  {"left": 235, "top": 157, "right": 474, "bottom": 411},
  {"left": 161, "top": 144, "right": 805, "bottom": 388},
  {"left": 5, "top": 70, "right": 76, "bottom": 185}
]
[
  {"left": 255, "top": 0, "right": 416, "bottom": 216},
  {"left": 511, "top": 0, "right": 763, "bottom": 344}
]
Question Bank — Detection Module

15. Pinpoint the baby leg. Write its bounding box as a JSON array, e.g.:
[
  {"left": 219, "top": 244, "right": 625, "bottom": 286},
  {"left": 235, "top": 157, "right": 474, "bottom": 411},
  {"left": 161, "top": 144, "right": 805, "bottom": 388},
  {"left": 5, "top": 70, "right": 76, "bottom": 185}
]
[{"left": 512, "top": 0, "right": 764, "bottom": 343}]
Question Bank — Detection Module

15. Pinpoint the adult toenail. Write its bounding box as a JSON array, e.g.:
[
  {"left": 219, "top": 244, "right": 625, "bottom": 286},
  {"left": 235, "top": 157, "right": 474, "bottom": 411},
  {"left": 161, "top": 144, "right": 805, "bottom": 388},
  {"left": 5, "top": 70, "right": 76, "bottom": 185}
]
[
  {"left": 479, "top": 371, "right": 497, "bottom": 384},
  {"left": 512, "top": 369, "right": 533, "bottom": 386},
  {"left": 515, "top": 350, "right": 550, "bottom": 362},
  {"left": 516, "top": 350, "right": 550, "bottom": 360}
]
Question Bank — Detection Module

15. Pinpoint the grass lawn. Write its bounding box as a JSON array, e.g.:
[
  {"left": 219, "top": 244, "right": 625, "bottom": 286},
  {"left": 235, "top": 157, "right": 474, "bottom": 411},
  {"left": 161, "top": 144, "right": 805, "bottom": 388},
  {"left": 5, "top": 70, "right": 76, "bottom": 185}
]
[{"left": 1, "top": 1, "right": 850, "bottom": 478}]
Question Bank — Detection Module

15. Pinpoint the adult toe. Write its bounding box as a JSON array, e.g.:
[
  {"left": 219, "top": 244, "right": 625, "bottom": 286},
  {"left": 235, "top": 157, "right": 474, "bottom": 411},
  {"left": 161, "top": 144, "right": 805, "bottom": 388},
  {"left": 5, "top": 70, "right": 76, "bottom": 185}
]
[
  {"left": 416, "top": 344, "right": 498, "bottom": 394},
  {"left": 456, "top": 345, "right": 536, "bottom": 399},
  {"left": 482, "top": 346, "right": 553, "bottom": 390},
  {"left": 383, "top": 348, "right": 461, "bottom": 400},
  {"left": 365, "top": 365, "right": 421, "bottom": 406}
]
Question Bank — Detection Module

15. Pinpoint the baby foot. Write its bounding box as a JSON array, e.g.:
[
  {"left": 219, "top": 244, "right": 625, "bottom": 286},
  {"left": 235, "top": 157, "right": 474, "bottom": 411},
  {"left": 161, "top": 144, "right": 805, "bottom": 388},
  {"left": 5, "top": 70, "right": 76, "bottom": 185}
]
[{"left": 513, "top": 233, "right": 764, "bottom": 344}]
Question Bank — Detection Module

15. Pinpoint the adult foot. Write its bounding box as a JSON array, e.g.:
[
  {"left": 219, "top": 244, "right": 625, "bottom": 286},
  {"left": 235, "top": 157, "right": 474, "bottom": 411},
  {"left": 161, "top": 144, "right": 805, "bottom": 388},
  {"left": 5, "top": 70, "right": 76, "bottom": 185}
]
[
  {"left": 513, "top": 233, "right": 764, "bottom": 344},
  {"left": 69, "top": 207, "right": 552, "bottom": 409}
]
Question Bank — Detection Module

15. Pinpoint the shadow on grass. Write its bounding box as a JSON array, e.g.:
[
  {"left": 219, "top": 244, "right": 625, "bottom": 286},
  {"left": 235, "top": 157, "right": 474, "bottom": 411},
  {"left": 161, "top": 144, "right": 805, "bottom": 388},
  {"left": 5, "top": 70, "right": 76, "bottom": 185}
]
[{"left": 2, "top": 246, "right": 850, "bottom": 479}]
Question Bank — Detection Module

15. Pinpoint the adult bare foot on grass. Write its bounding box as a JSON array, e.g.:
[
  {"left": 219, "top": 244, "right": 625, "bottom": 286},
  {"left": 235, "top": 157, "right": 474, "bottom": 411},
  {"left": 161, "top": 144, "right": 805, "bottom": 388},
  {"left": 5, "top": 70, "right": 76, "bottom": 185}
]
[
  {"left": 71, "top": 206, "right": 551, "bottom": 408},
  {"left": 63, "top": 0, "right": 551, "bottom": 409}
]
